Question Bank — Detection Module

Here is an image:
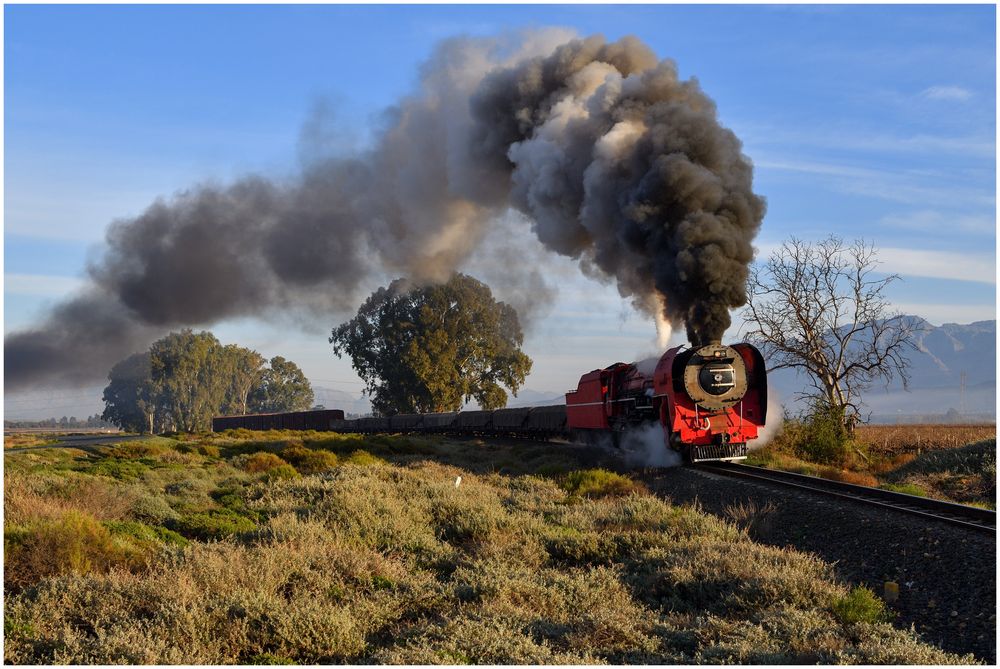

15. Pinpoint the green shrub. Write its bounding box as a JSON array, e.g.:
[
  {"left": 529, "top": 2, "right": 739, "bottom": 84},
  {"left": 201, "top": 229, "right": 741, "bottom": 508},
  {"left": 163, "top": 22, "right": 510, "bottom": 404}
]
[
  {"left": 240, "top": 452, "right": 291, "bottom": 474},
  {"left": 130, "top": 495, "right": 181, "bottom": 524},
  {"left": 560, "top": 469, "right": 643, "bottom": 499},
  {"left": 281, "top": 444, "right": 339, "bottom": 474},
  {"left": 197, "top": 444, "right": 220, "bottom": 458},
  {"left": 211, "top": 485, "right": 250, "bottom": 512},
  {"left": 794, "top": 403, "right": 851, "bottom": 466},
  {"left": 878, "top": 483, "right": 927, "bottom": 497},
  {"left": 832, "top": 586, "right": 891, "bottom": 624},
  {"left": 173, "top": 509, "right": 257, "bottom": 541},
  {"left": 342, "top": 450, "right": 386, "bottom": 467},
  {"left": 4, "top": 511, "right": 136, "bottom": 589},
  {"left": 88, "top": 458, "right": 150, "bottom": 481},
  {"left": 264, "top": 464, "right": 300, "bottom": 481},
  {"left": 544, "top": 526, "right": 604, "bottom": 565},
  {"left": 105, "top": 520, "right": 189, "bottom": 547},
  {"left": 247, "top": 654, "right": 296, "bottom": 665}
]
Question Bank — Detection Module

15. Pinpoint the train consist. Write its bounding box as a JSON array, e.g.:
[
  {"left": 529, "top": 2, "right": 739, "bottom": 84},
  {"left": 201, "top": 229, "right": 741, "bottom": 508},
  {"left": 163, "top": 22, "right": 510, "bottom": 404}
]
[
  {"left": 212, "top": 341, "right": 767, "bottom": 463},
  {"left": 212, "top": 408, "right": 345, "bottom": 432}
]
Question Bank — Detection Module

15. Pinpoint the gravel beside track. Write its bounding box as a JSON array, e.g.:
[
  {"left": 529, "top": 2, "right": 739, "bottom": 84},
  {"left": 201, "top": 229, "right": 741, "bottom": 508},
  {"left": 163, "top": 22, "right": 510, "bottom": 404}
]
[{"left": 640, "top": 466, "right": 996, "bottom": 663}]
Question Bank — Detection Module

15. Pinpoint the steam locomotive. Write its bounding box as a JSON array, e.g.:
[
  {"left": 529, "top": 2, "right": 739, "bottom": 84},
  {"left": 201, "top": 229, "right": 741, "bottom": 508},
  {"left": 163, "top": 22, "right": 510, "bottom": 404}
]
[
  {"left": 212, "top": 341, "right": 767, "bottom": 463},
  {"left": 564, "top": 340, "right": 767, "bottom": 462}
]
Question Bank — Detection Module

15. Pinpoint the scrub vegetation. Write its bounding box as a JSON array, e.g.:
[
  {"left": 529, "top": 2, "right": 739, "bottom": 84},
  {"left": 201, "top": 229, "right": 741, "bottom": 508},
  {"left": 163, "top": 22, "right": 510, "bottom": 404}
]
[
  {"left": 748, "top": 415, "right": 995, "bottom": 507},
  {"left": 5, "top": 431, "right": 974, "bottom": 664}
]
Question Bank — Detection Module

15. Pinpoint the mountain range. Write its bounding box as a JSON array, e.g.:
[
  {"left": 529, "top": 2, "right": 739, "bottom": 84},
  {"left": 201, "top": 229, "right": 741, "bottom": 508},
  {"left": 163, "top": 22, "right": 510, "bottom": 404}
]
[{"left": 765, "top": 318, "right": 994, "bottom": 422}]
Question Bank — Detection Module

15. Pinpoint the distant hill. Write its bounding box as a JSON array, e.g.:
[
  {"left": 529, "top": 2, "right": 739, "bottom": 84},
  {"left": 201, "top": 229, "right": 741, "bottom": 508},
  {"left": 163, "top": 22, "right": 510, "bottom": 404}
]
[
  {"left": 506, "top": 389, "right": 565, "bottom": 408},
  {"left": 311, "top": 387, "right": 372, "bottom": 417},
  {"left": 768, "top": 318, "right": 996, "bottom": 422}
]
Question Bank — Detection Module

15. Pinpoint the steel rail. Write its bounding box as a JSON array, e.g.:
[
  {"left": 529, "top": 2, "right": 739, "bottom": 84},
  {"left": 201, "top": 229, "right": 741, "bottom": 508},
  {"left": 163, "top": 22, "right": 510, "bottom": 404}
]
[{"left": 696, "top": 462, "right": 995, "bottom": 534}]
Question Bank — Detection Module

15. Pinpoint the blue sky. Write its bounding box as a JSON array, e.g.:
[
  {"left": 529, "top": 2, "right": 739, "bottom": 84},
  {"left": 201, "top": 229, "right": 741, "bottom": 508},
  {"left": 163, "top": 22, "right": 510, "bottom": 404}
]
[{"left": 4, "top": 4, "right": 996, "bottom": 418}]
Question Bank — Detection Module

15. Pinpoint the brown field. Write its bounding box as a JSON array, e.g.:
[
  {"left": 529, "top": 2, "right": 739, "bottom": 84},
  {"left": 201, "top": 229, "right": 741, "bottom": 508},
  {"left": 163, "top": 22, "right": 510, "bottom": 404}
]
[
  {"left": 3, "top": 433, "right": 61, "bottom": 450},
  {"left": 854, "top": 424, "right": 996, "bottom": 457}
]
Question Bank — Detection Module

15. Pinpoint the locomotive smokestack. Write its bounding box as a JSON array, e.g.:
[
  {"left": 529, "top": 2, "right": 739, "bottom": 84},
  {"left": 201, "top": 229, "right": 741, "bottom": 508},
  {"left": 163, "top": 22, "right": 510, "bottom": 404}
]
[{"left": 6, "top": 31, "right": 764, "bottom": 389}]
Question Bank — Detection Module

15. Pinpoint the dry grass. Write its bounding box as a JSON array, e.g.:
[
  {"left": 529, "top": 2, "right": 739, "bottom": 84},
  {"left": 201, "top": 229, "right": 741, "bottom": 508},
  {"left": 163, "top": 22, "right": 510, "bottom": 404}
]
[
  {"left": 3, "top": 430, "right": 977, "bottom": 665},
  {"left": 747, "top": 450, "right": 879, "bottom": 487},
  {"left": 724, "top": 499, "right": 779, "bottom": 541},
  {"left": 855, "top": 424, "right": 996, "bottom": 457},
  {"left": 3, "top": 432, "right": 63, "bottom": 449}
]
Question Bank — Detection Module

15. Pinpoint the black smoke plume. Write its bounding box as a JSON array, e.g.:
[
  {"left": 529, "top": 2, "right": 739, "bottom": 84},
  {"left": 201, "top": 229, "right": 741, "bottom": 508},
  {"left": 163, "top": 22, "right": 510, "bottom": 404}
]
[{"left": 6, "top": 32, "right": 764, "bottom": 390}]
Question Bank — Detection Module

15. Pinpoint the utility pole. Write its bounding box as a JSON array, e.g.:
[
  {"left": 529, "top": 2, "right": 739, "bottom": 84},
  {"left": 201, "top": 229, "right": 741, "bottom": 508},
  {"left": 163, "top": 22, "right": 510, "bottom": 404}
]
[{"left": 959, "top": 370, "right": 967, "bottom": 417}]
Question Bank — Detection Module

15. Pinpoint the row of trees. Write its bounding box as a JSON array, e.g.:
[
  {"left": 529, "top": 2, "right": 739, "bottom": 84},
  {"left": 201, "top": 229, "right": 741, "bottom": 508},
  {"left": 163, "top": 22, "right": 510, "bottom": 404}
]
[
  {"left": 102, "top": 330, "right": 313, "bottom": 433},
  {"left": 96, "top": 239, "right": 913, "bottom": 436},
  {"left": 5, "top": 415, "right": 114, "bottom": 429}
]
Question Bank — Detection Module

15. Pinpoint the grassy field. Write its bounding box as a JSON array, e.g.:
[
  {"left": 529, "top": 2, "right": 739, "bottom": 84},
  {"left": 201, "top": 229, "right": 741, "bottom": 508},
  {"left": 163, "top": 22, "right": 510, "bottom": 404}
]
[
  {"left": 748, "top": 423, "right": 996, "bottom": 507},
  {"left": 4, "top": 430, "right": 975, "bottom": 664}
]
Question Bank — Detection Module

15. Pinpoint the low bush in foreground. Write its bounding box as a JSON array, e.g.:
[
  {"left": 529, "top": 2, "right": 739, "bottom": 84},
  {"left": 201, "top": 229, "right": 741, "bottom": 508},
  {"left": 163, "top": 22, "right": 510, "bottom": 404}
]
[
  {"left": 558, "top": 468, "right": 645, "bottom": 498},
  {"left": 833, "top": 586, "right": 893, "bottom": 624},
  {"left": 5, "top": 510, "right": 151, "bottom": 590}
]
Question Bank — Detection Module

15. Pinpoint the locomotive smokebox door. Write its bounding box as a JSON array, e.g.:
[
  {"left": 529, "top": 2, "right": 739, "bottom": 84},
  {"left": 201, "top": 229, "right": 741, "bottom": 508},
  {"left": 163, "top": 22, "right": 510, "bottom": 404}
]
[
  {"left": 682, "top": 342, "right": 748, "bottom": 411},
  {"left": 698, "top": 363, "right": 736, "bottom": 395}
]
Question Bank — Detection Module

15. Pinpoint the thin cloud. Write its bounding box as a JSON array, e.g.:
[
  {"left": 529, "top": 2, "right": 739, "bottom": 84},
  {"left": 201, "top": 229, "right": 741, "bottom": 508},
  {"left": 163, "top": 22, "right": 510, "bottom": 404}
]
[
  {"left": 878, "top": 247, "right": 995, "bottom": 285},
  {"left": 879, "top": 210, "right": 995, "bottom": 236},
  {"left": 889, "top": 302, "right": 995, "bottom": 326},
  {"left": 920, "top": 85, "right": 974, "bottom": 102},
  {"left": 753, "top": 243, "right": 995, "bottom": 285},
  {"left": 5, "top": 273, "right": 87, "bottom": 297},
  {"left": 742, "top": 125, "right": 994, "bottom": 159},
  {"left": 755, "top": 158, "right": 995, "bottom": 208}
]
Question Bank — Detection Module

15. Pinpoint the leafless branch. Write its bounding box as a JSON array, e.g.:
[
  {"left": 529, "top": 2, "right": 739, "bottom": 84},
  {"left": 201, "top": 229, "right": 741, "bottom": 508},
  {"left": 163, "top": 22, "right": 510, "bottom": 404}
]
[{"left": 743, "top": 235, "right": 920, "bottom": 426}]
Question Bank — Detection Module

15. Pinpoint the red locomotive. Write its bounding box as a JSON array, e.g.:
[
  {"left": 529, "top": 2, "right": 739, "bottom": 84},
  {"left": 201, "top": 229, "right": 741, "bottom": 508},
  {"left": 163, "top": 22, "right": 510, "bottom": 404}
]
[{"left": 566, "top": 341, "right": 767, "bottom": 462}]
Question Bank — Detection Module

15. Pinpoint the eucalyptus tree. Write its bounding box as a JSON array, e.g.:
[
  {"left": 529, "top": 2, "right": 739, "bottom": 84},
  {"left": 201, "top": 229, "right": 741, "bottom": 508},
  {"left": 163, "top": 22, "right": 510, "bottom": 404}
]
[{"left": 331, "top": 273, "right": 532, "bottom": 415}]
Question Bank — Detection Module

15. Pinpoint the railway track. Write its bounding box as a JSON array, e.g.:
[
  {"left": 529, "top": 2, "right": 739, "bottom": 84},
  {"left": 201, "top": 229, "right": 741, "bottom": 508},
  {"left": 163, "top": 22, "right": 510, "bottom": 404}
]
[{"left": 696, "top": 462, "right": 996, "bottom": 534}]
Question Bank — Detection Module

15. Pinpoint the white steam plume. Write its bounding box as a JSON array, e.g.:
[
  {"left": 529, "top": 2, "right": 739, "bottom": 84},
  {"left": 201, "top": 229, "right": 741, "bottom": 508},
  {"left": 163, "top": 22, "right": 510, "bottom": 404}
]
[
  {"left": 749, "top": 386, "right": 784, "bottom": 450},
  {"left": 620, "top": 422, "right": 683, "bottom": 468}
]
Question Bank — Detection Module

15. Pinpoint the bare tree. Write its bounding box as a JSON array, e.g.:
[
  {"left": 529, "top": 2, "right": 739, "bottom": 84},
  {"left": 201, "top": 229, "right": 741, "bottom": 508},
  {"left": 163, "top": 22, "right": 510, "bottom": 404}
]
[{"left": 742, "top": 236, "right": 920, "bottom": 428}]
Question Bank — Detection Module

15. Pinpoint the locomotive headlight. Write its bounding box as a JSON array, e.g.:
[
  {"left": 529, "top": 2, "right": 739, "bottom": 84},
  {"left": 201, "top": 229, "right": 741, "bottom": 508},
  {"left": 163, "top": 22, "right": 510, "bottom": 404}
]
[{"left": 698, "top": 362, "right": 736, "bottom": 396}]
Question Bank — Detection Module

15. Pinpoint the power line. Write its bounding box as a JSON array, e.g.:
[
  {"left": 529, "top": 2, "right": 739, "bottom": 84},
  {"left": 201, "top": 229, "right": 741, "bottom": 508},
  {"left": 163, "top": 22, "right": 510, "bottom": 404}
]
[{"left": 308, "top": 378, "right": 365, "bottom": 385}]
